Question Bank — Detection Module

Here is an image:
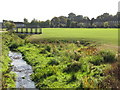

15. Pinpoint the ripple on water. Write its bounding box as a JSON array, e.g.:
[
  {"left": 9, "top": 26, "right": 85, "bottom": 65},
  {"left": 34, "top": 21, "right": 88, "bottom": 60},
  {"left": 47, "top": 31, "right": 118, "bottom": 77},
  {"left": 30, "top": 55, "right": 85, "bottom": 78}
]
[{"left": 9, "top": 51, "right": 36, "bottom": 88}]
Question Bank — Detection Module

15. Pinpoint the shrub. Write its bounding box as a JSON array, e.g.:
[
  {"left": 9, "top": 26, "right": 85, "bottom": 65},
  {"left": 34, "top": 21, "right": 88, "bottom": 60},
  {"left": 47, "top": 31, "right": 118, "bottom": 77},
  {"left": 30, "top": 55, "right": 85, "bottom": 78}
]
[
  {"left": 39, "top": 48, "right": 47, "bottom": 54},
  {"left": 48, "top": 59, "right": 59, "bottom": 66},
  {"left": 80, "top": 56, "right": 104, "bottom": 65},
  {"left": 81, "top": 63, "right": 90, "bottom": 73},
  {"left": 67, "top": 74, "right": 77, "bottom": 84},
  {"left": 17, "top": 34, "right": 29, "bottom": 39},
  {"left": 63, "top": 62, "right": 82, "bottom": 73},
  {"left": 79, "top": 40, "right": 92, "bottom": 46},
  {"left": 89, "top": 56, "right": 104, "bottom": 65},
  {"left": 9, "top": 43, "right": 19, "bottom": 50},
  {"left": 101, "top": 62, "right": 120, "bottom": 88},
  {"left": 45, "top": 45, "right": 51, "bottom": 52},
  {"left": 99, "top": 50, "right": 116, "bottom": 63}
]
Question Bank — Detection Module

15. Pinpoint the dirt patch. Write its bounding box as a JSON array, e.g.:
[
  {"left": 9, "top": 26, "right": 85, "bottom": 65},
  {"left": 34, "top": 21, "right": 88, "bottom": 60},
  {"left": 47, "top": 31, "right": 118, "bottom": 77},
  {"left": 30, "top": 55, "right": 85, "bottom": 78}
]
[{"left": 97, "top": 44, "right": 119, "bottom": 52}]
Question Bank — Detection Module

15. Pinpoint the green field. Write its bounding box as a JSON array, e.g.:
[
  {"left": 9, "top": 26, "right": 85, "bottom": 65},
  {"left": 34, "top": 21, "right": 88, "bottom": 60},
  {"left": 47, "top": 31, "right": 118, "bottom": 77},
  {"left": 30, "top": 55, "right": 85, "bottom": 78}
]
[
  {"left": 1, "top": 28, "right": 118, "bottom": 45},
  {"left": 28, "top": 28, "right": 118, "bottom": 45}
]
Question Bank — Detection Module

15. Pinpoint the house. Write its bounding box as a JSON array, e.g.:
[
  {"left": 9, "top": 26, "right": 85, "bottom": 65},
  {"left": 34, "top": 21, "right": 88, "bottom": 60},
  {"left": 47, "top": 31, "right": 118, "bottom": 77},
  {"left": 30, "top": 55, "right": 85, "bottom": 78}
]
[
  {"left": 2, "top": 21, "right": 25, "bottom": 28},
  {"left": 0, "top": 22, "right": 2, "bottom": 28},
  {"left": 14, "top": 22, "right": 25, "bottom": 28}
]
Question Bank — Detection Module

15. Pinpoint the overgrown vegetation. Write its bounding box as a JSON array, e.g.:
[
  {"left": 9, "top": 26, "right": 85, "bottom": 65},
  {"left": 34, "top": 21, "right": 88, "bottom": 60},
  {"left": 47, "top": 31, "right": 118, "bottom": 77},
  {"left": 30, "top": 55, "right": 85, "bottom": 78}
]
[
  {"left": 17, "top": 40, "right": 118, "bottom": 89},
  {"left": 3, "top": 21, "right": 16, "bottom": 31},
  {"left": 1, "top": 32, "right": 119, "bottom": 89},
  {"left": 1, "top": 32, "right": 24, "bottom": 88}
]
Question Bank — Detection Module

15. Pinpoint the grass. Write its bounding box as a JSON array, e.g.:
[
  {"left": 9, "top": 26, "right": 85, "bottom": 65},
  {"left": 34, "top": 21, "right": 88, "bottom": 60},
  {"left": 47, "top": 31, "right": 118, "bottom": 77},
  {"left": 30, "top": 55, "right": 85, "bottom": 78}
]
[
  {"left": 0, "top": 28, "right": 6, "bottom": 31},
  {"left": 28, "top": 28, "right": 118, "bottom": 45}
]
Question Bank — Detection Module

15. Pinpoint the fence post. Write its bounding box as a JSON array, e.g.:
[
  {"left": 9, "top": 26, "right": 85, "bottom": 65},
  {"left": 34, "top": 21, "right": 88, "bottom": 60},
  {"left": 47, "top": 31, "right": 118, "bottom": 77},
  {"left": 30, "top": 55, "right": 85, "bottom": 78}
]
[
  {"left": 40, "top": 28, "right": 42, "bottom": 34},
  {"left": 30, "top": 28, "right": 32, "bottom": 34},
  {"left": 21, "top": 28, "right": 23, "bottom": 33},
  {"left": 16, "top": 27, "right": 18, "bottom": 33},
  {"left": 26, "top": 27, "right": 28, "bottom": 33},
  {"left": 35, "top": 28, "right": 37, "bottom": 34}
]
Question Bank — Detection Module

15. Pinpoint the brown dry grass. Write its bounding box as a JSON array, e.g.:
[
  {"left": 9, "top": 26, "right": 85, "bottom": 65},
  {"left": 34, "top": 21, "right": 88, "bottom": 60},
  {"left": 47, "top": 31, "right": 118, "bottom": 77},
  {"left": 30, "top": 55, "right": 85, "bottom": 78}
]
[{"left": 97, "top": 44, "right": 119, "bottom": 52}]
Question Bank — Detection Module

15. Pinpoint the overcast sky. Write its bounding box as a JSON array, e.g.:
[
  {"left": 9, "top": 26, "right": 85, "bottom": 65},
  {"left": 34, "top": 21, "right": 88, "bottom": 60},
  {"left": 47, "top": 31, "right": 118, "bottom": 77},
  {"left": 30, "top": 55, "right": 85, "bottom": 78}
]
[{"left": 0, "top": 0, "right": 119, "bottom": 22}]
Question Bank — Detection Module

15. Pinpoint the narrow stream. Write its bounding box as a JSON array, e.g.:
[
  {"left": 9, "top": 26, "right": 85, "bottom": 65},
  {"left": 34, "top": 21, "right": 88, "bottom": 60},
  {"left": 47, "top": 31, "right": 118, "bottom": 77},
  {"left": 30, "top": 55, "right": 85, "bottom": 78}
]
[{"left": 9, "top": 51, "right": 36, "bottom": 88}]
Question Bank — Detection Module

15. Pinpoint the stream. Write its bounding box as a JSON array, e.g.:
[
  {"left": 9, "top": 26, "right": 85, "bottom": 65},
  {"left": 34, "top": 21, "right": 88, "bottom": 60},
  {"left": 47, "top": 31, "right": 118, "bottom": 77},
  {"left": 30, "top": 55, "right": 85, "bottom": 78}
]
[{"left": 9, "top": 51, "right": 36, "bottom": 88}]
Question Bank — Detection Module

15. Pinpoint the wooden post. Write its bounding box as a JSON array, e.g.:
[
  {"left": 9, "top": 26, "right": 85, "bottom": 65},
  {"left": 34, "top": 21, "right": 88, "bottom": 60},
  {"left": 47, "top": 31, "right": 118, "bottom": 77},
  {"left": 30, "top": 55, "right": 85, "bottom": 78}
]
[
  {"left": 40, "top": 28, "right": 42, "bottom": 34},
  {"left": 35, "top": 28, "right": 37, "bottom": 34},
  {"left": 31, "top": 28, "right": 32, "bottom": 34},
  {"left": 21, "top": 28, "right": 23, "bottom": 33},
  {"left": 26, "top": 27, "right": 28, "bottom": 33},
  {"left": 16, "top": 27, "right": 18, "bottom": 33}
]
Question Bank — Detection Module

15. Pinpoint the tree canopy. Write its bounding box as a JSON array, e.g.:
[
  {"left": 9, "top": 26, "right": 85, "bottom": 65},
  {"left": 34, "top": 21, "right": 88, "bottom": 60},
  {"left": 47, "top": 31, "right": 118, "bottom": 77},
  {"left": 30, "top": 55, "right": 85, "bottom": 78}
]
[{"left": 4, "top": 12, "right": 118, "bottom": 28}]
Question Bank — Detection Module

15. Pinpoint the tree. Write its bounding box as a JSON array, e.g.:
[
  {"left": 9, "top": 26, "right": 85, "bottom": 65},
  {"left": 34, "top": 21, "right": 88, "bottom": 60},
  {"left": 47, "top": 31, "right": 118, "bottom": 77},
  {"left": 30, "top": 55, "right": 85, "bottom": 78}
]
[
  {"left": 24, "top": 18, "right": 29, "bottom": 26},
  {"left": 39, "top": 20, "right": 51, "bottom": 28},
  {"left": 104, "top": 22, "right": 109, "bottom": 28},
  {"left": 66, "top": 19, "right": 71, "bottom": 28},
  {"left": 92, "top": 23, "right": 97, "bottom": 28},
  {"left": 51, "top": 17, "right": 60, "bottom": 27},
  {"left": 58, "top": 16, "right": 67, "bottom": 27},
  {"left": 70, "top": 21, "right": 77, "bottom": 28},
  {"left": 4, "top": 21, "right": 16, "bottom": 31},
  {"left": 30, "top": 18, "right": 39, "bottom": 27},
  {"left": 45, "top": 20, "right": 51, "bottom": 28},
  {"left": 75, "top": 15, "right": 84, "bottom": 22},
  {"left": 68, "top": 13, "right": 76, "bottom": 21},
  {"left": 77, "top": 23, "right": 85, "bottom": 28},
  {"left": 90, "top": 18, "right": 95, "bottom": 27}
]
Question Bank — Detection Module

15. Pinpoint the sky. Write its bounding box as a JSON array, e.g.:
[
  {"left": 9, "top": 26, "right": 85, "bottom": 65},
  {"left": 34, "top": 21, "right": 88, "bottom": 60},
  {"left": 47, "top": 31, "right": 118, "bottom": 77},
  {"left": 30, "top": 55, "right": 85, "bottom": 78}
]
[{"left": 0, "top": 0, "right": 119, "bottom": 22}]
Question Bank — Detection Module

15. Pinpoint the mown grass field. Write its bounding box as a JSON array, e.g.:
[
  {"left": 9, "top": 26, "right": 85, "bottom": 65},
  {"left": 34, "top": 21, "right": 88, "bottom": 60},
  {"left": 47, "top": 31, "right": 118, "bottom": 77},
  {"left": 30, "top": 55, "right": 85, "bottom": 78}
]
[
  {"left": 1, "top": 28, "right": 118, "bottom": 45},
  {"left": 28, "top": 28, "right": 118, "bottom": 45}
]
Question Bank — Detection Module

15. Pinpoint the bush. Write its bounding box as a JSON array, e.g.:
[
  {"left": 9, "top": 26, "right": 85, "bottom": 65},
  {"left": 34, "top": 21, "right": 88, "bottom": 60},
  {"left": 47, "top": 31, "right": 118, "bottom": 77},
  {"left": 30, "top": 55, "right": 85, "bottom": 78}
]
[
  {"left": 67, "top": 74, "right": 77, "bottom": 84},
  {"left": 63, "top": 62, "right": 82, "bottom": 73},
  {"left": 9, "top": 43, "right": 19, "bottom": 50},
  {"left": 17, "top": 34, "right": 29, "bottom": 39},
  {"left": 99, "top": 50, "right": 116, "bottom": 63},
  {"left": 48, "top": 59, "right": 59, "bottom": 66},
  {"left": 39, "top": 48, "right": 47, "bottom": 54},
  {"left": 45, "top": 46, "right": 51, "bottom": 52},
  {"left": 89, "top": 56, "right": 104, "bottom": 65},
  {"left": 80, "top": 56, "right": 104, "bottom": 65}
]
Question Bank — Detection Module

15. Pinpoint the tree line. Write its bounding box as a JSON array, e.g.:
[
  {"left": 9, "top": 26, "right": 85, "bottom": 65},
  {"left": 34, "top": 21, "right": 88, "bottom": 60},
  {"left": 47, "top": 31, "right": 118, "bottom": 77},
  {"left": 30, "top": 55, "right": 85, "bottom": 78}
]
[{"left": 3, "top": 12, "right": 120, "bottom": 28}]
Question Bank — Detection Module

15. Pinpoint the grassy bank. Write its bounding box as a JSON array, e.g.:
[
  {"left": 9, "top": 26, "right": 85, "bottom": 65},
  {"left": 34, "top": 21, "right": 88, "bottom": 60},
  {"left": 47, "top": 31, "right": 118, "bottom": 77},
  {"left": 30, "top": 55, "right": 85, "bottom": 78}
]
[{"left": 1, "top": 32, "right": 24, "bottom": 88}]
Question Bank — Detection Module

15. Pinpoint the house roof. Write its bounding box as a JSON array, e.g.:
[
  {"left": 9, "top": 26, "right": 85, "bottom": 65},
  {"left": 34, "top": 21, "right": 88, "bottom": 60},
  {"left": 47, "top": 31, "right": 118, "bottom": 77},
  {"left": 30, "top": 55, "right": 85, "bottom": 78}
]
[{"left": 14, "top": 22, "right": 24, "bottom": 24}]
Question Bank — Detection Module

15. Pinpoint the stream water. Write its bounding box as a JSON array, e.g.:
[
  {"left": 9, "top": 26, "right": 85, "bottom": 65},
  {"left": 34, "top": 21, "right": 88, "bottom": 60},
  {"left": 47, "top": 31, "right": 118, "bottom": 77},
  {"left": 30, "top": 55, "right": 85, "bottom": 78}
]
[{"left": 9, "top": 51, "right": 36, "bottom": 88}]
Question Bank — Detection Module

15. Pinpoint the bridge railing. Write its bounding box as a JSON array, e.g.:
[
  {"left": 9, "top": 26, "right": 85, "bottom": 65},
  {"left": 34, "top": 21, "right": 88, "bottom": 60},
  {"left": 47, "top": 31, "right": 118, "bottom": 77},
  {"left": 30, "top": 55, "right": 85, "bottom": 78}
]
[{"left": 15, "top": 27, "right": 42, "bottom": 34}]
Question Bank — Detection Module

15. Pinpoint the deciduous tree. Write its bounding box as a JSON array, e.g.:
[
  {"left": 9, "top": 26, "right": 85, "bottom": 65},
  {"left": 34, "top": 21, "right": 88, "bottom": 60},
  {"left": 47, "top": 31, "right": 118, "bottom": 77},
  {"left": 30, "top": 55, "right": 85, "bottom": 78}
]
[{"left": 4, "top": 21, "right": 16, "bottom": 31}]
